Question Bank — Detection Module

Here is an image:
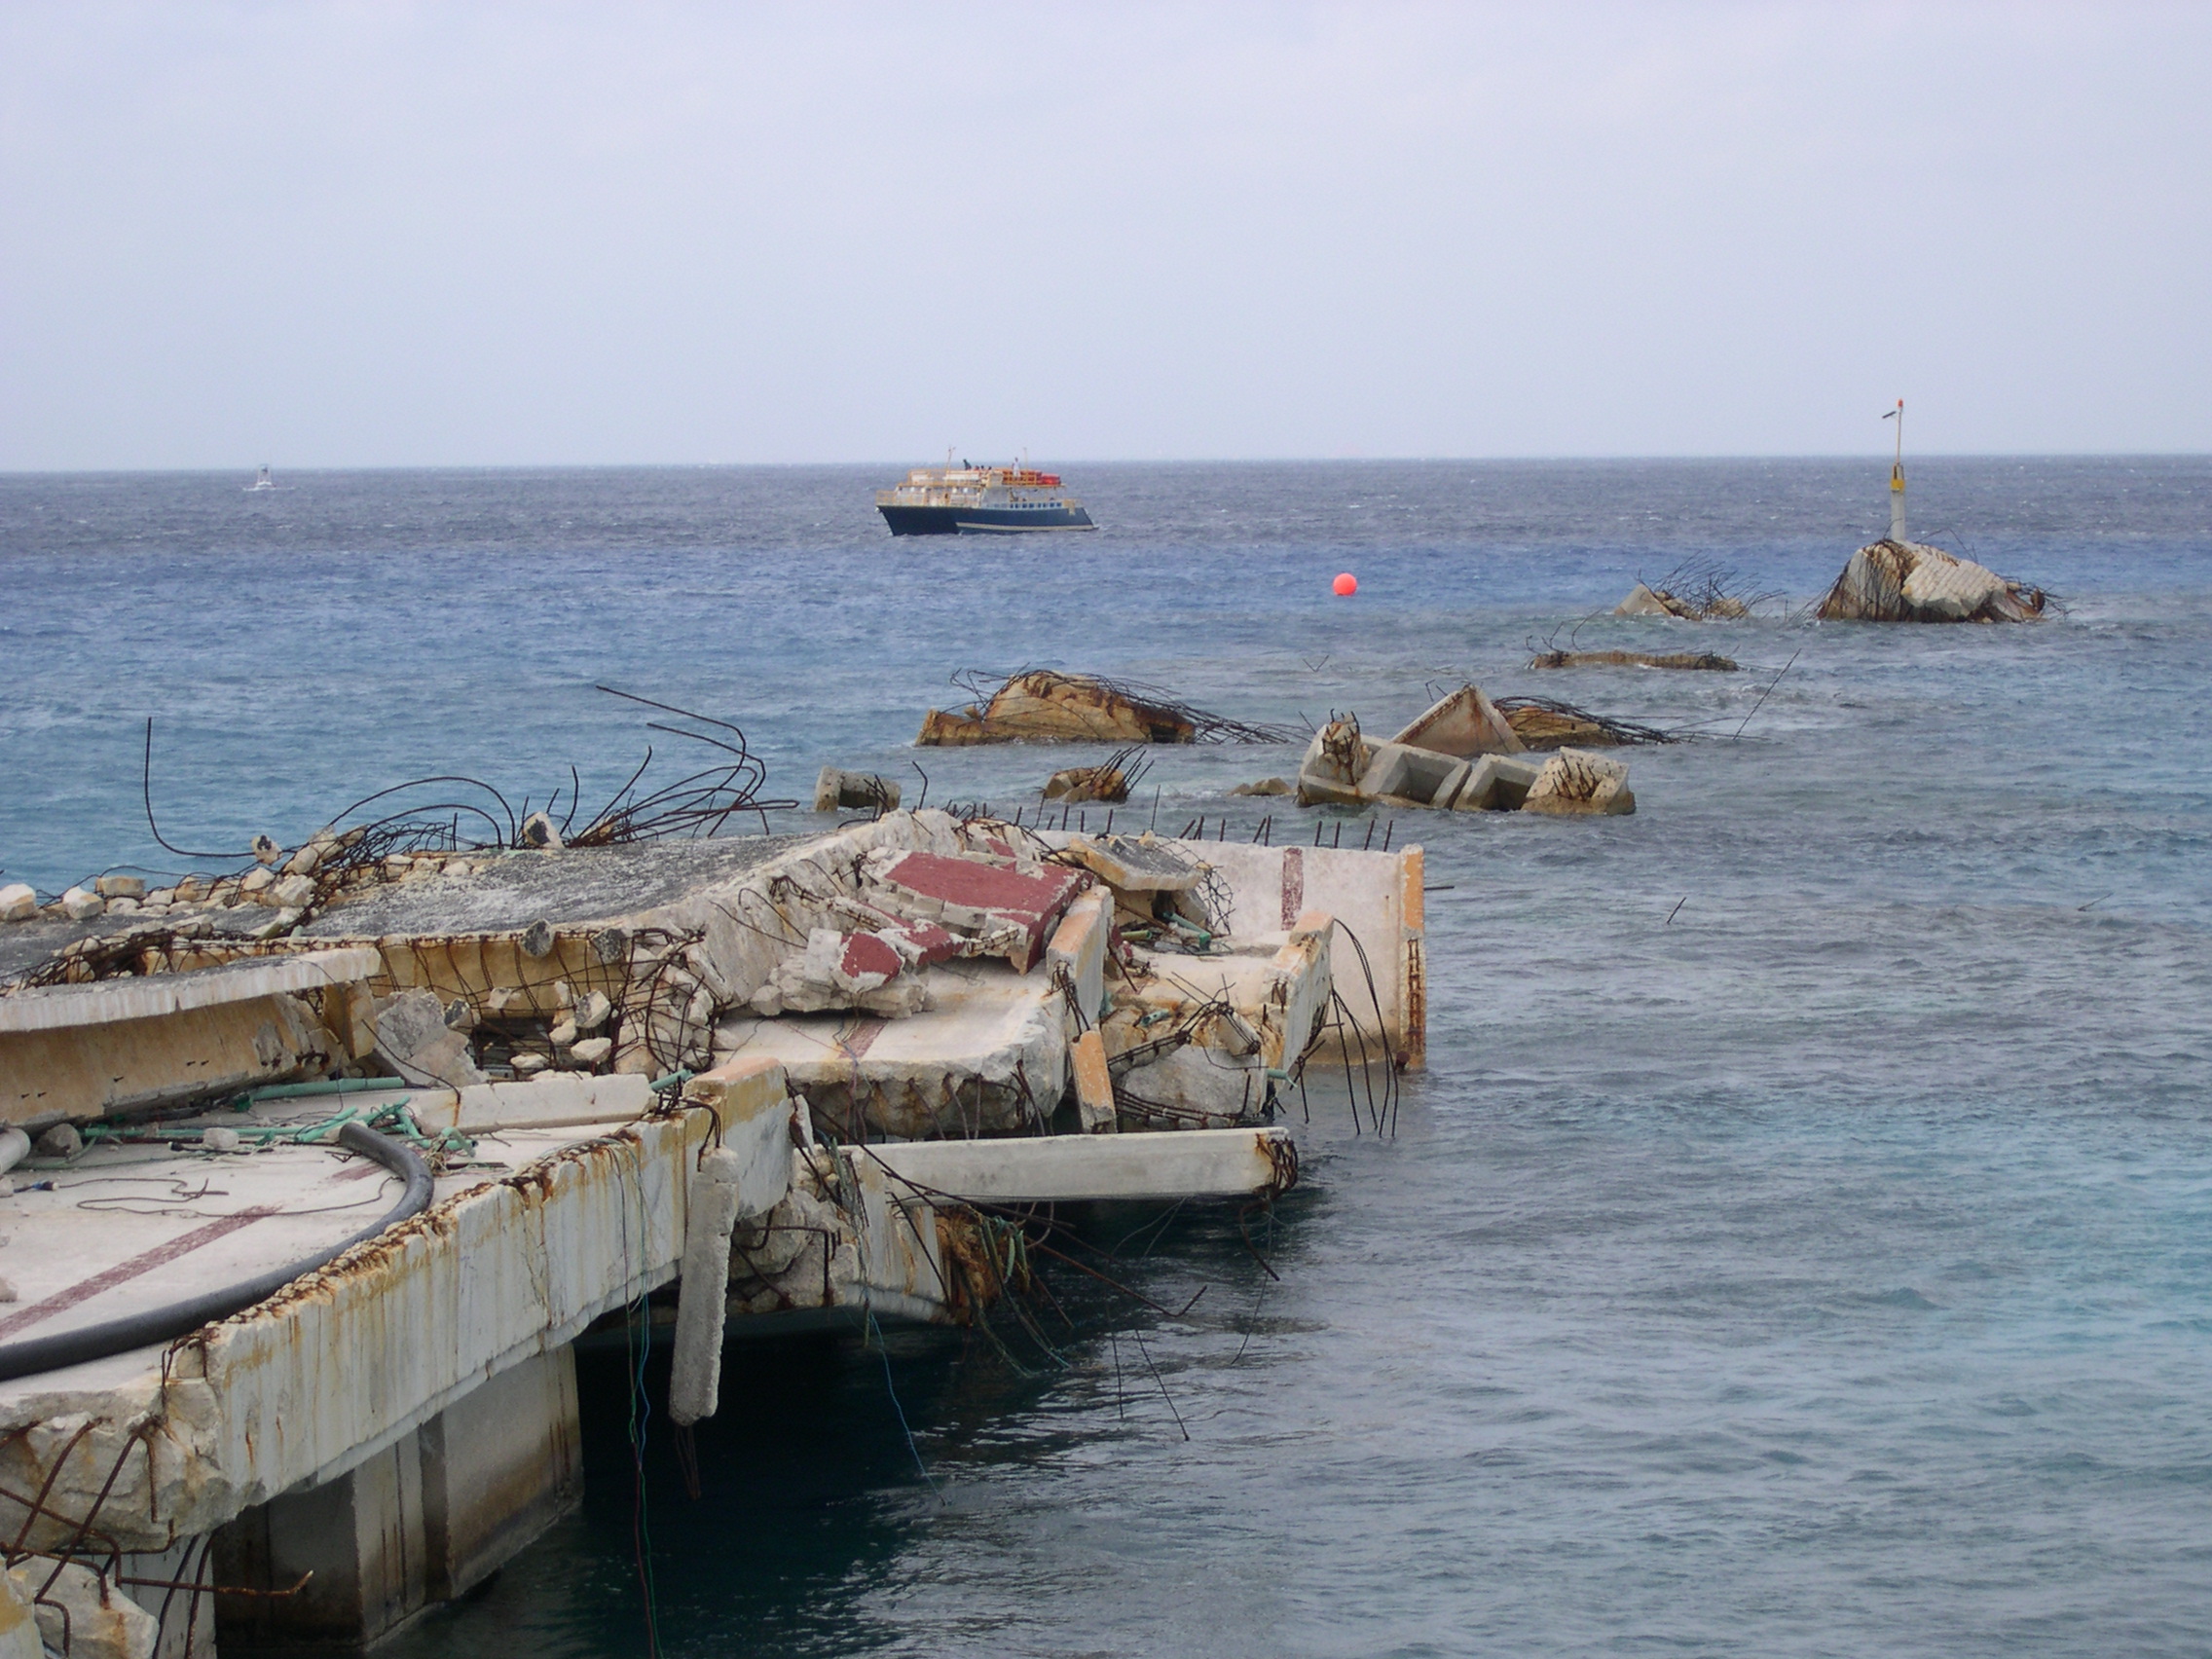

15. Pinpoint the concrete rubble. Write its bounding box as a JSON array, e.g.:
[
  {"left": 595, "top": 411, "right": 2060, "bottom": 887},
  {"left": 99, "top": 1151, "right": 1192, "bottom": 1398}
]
[
  {"left": 1614, "top": 580, "right": 1748, "bottom": 619},
  {"left": 1609, "top": 560, "right": 1771, "bottom": 620},
  {"left": 0, "top": 784, "right": 1427, "bottom": 1651},
  {"left": 1816, "top": 538, "right": 2050, "bottom": 623},
  {"left": 812, "top": 767, "right": 901, "bottom": 813},
  {"left": 1294, "top": 684, "right": 1640, "bottom": 817},
  {"left": 1041, "top": 745, "right": 1148, "bottom": 804}
]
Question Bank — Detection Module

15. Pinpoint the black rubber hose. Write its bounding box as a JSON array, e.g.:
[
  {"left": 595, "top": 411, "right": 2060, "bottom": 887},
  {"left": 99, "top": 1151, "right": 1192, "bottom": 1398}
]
[{"left": 0, "top": 1123, "right": 435, "bottom": 1383}]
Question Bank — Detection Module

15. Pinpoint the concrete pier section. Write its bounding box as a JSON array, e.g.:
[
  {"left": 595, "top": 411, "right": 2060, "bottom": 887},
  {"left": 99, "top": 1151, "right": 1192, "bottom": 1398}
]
[{"left": 0, "top": 817, "right": 1419, "bottom": 1651}]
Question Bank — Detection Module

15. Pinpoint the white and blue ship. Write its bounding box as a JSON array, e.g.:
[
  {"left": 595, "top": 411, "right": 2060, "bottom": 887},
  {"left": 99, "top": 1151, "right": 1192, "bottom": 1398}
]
[{"left": 876, "top": 462, "right": 1097, "bottom": 535}]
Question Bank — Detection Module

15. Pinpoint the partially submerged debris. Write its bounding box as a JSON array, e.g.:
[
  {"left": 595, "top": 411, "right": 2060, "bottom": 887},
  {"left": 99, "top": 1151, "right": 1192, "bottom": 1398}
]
[
  {"left": 1296, "top": 713, "right": 1634, "bottom": 815},
  {"left": 1816, "top": 538, "right": 2049, "bottom": 623},
  {"left": 1523, "top": 749, "right": 1637, "bottom": 816},
  {"left": 1042, "top": 744, "right": 1150, "bottom": 804},
  {"left": 1493, "top": 697, "right": 1677, "bottom": 750},
  {"left": 1611, "top": 559, "right": 1779, "bottom": 620},
  {"left": 1295, "top": 682, "right": 1652, "bottom": 815},
  {"left": 1231, "top": 777, "right": 1293, "bottom": 796},
  {"left": 916, "top": 669, "right": 1294, "bottom": 746},
  {"left": 1529, "top": 648, "right": 1737, "bottom": 672},
  {"left": 1388, "top": 683, "right": 1523, "bottom": 758},
  {"left": 813, "top": 767, "right": 901, "bottom": 813}
]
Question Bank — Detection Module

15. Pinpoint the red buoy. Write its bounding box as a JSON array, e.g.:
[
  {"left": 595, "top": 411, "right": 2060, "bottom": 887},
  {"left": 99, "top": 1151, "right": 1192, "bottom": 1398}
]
[{"left": 1333, "top": 572, "right": 1358, "bottom": 597}]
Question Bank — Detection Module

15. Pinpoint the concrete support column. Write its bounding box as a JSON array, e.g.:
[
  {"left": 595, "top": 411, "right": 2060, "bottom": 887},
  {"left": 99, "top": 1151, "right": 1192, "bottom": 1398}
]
[{"left": 212, "top": 1346, "right": 581, "bottom": 1650}]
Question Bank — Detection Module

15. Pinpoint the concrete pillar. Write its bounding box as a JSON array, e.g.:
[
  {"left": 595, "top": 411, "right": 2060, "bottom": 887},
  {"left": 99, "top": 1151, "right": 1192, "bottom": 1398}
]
[
  {"left": 419, "top": 1346, "right": 582, "bottom": 1603},
  {"left": 212, "top": 1346, "right": 581, "bottom": 1649}
]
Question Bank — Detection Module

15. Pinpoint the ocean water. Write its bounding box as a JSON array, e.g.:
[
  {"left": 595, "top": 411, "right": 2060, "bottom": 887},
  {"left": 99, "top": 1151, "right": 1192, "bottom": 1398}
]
[{"left": 3, "top": 459, "right": 2210, "bottom": 1655}]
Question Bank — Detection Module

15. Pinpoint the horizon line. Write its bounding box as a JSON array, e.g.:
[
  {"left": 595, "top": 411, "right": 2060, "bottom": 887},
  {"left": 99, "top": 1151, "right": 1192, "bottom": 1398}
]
[{"left": 5, "top": 450, "right": 2209, "bottom": 478}]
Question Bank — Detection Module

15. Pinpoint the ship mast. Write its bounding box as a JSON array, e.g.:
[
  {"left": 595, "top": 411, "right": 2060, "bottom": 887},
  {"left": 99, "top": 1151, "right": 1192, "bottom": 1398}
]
[{"left": 1884, "top": 399, "right": 1905, "bottom": 543}]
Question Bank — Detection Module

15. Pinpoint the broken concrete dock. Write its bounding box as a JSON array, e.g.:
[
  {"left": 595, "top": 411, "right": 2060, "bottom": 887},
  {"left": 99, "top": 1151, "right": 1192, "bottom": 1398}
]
[{"left": 0, "top": 811, "right": 1421, "bottom": 1652}]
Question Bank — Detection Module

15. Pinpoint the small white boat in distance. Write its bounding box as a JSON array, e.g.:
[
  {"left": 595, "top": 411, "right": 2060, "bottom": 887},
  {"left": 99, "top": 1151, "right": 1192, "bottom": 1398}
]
[{"left": 246, "top": 465, "right": 275, "bottom": 492}]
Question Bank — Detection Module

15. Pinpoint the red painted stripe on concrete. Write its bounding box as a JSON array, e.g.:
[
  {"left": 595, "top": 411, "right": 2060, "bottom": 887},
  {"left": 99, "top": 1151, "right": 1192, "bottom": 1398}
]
[
  {"left": 0, "top": 1207, "right": 280, "bottom": 1340},
  {"left": 838, "top": 1017, "right": 890, "bottom": 1061}
]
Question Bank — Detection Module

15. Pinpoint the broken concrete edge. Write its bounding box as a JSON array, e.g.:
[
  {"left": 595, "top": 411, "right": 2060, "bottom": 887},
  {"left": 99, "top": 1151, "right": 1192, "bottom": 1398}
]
[{"left": 0, "top": 947, "right": 384, "bottom": 1034}]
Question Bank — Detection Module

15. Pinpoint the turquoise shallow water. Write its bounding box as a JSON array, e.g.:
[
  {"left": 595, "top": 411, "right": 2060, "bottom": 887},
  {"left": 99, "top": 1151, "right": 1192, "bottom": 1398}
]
[{"left": 3, "top": 459, "right": 2209, "bottom": 1655}]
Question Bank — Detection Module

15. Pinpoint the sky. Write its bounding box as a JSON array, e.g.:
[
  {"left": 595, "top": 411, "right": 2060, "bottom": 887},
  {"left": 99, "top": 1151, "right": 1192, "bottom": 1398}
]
[{"left": 2, "top": 2, "right": 2206, "bottom": 468}]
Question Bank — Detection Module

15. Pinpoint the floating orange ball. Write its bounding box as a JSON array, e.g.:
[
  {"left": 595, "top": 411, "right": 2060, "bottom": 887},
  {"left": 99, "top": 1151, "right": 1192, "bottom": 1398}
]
[{"left": 1332, "top": 571, "right": 1358, "bottom": 596}]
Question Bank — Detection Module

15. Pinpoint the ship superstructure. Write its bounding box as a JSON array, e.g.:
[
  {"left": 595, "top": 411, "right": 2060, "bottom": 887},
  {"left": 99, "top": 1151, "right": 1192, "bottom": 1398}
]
[{"left": 876, "top": 463, "right": 1097, "bottom": 535}]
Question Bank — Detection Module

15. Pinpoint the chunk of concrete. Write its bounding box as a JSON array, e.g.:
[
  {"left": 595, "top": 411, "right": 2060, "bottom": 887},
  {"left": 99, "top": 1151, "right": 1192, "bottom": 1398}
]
[
  {"left": 93, "top": 874, "right": 145, "bottom": 900},
  {"left": 5, "top": 1559, "right": 157, "bottom": 1659},
  {"left": 1816, "top": 538, "right": 2047, "bottom": 623},
  {"left": 1390, "top": 683, "right": 1524, "bottom": 758},
  {"left": 1450, "top": 753, "right": 1545, "bottom": 811},
  {"left": 59, "top": 887, "right": 102, "bottom": 921},
  {"left": 865, "top": 849, "right": 1086, "bottom": 973},
  {"left": 0, "top": 887, "right": 35, "bottom": 924},
  {"left": 814, "top": 767, "right": 902, "bottom": 812},
  {"left": 1613, "top": 581, "right": 1683, "bottom": 617},
  {"left": 916, "top": 671, "right": 1197, "bottom": 746},
  {"left": 1231, "top": 777, "right": 1292, "bottom": 796},
  {"left": 670, "top": 1147, "right": 745, "bottom": 1427},
  {"left": 1071, "top": 1029, "right": 1116, "bottom": 1132},
  {"left": 371, "top": 988, "right": 489, "bottom": 1088},
  {"left": 1041, "top": 763, "right": 1129, "bottom": 803},
  {"left": 1522, "top": 748, "right": 1637, "bottom": 816}
]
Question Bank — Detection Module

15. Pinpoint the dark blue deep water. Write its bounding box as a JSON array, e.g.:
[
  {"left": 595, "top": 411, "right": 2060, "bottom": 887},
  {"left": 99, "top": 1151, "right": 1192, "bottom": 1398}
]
[{"left": 3, "top": 460, "right": 2210, "bottom": 1655}]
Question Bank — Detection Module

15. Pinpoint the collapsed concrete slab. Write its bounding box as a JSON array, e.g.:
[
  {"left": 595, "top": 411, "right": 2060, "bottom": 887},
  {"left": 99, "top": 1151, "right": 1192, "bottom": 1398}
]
[
  {"left": 1817, "top": 538, "right": 2049, "bottom": 623},
  {"left": 715, "top": 960, "right": 1073, "bottom": 1140},
  {"left": 0, "top": 947, "right": 381, "bottom": 1126},
  {"left": 1388, "top": 683, "right": 1523, "bottom": 758}
]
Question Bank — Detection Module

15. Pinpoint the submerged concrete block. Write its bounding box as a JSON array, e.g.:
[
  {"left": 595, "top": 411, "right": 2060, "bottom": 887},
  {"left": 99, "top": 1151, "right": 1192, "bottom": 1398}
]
[
  {"left": 1817, "top": 538, "right": 2047, "bottom": 624},
  {"left": 814, "top": 767, "right": 901, "bottom": 813},
  {"left": 1451, "top": 753, "right": 1545, "bottom": 811},
  {"left": 1522, "top": 748, "right": 1636, "bottom": 816}
]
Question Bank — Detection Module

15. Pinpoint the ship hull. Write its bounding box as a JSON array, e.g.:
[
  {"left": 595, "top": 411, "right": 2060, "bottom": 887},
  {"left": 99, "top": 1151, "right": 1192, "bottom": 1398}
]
[{"left": 879, "top": 504, "right": 1097, "bottom": 535}]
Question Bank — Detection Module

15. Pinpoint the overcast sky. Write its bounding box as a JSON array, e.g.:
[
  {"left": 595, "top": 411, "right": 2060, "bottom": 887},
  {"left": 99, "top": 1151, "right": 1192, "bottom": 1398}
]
[{"left": 3, "top": 2, "right": 2206, "bottom": 468}]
